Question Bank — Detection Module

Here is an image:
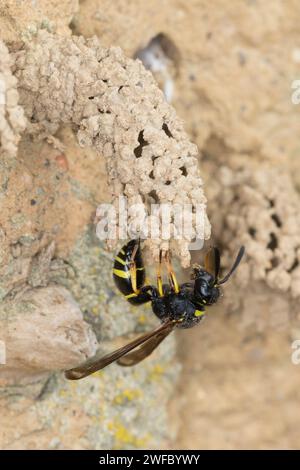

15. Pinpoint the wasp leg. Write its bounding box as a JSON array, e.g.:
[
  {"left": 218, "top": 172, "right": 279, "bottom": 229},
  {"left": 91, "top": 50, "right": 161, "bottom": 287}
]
[
  {"left": 125, "top": 285, "right": 157, "bottom": 304},
  {"left": 129, "top": 240, "right": 140, "bottom": 294},
  {"left": 165, "top": 250, "right": 180, "bottom": 293},
  {"left": 156, "top": 249, "right": 164, "bottom": 297}
]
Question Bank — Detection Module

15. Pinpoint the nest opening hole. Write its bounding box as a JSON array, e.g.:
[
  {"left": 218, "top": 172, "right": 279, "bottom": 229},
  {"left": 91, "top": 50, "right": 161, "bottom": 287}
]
[
  {"left": 148, "top": 190, "right": 159, "bottom": 203},
  {"left": 134, "top": 33, "right": 180, "bottom": 70},
  {"left": 134, "top": 130, "right": 149, "bottom": 158},
  {"left": 180, "top": 166, "right": 188, "bottom": 176},
  {"left": 248, "top": 227, "right": 257, "bottom": 239},
  {"left": 271, "top": 213, "right": 282, "bottom": 228},
  {"left": 162, "top": 123, "right": 173, "bottom": 138},
  {"left": 267, "top": 232, "right": 278, "bottom": 251}
]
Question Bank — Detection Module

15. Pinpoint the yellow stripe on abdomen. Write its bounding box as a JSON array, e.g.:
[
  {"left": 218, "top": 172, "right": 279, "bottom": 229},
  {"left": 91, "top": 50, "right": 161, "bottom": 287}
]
[
  {"left": 115, "top": 256, "right": 126, "bottom": 265},
  {"left": 113, "top": 268, "right": 130, "bottom": 279}
]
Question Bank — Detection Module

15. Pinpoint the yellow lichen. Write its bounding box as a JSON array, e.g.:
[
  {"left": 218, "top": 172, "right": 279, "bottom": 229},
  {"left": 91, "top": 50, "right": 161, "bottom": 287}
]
[
  {"left": 138, "top": 313, "right": 147, "bottom": 324},
  {"left": 94, "top": 370, "right": 104, "bottom": 378},
  {"left": 108, "top": 420, "right": 148, "bottom": 448},
  {"left": 113, "top": 388, "right": 142, "bottom": 405},
  {"left": 148, "top": 363, "right": 165, "bottom": 381}
]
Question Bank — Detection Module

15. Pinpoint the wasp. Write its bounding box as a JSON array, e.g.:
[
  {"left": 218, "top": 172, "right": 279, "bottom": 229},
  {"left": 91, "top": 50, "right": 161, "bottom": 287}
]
[{"left": 65, "top": 240, "right": 245, "bottom": 380}]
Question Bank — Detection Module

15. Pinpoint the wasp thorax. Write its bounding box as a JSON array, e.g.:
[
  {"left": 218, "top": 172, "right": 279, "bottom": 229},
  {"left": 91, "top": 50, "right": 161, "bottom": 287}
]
[{"left": 166, "top": 293, "right": 204, "bottom": 329}]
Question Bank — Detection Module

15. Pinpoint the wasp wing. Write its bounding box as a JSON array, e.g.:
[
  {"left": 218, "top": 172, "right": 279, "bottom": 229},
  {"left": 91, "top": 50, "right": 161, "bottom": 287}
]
[
  {"left": 205, "top": 246, "right": 220, "bottom": 280},
  {"left": 117, "top": 321, "right": 175, "bottom": 367},
  {"left": 65, "top": 320, "right": 175, "bottom": 380}
]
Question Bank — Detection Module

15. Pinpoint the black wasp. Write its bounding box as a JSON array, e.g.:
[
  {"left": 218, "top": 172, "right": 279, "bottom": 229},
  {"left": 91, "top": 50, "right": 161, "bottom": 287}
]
[{"left": 65, "top": 240, "right": 245, "bottom": 380}]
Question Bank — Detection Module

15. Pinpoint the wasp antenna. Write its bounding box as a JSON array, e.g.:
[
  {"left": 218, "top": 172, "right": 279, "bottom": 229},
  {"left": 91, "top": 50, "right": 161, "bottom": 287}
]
[{"left": 217, "top": 246, "right": 245, "bottom": 285}]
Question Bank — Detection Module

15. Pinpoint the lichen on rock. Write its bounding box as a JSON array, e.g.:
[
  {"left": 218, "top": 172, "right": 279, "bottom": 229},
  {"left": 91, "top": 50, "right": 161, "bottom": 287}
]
[{"left": 0, "top": 227, "right": 179, "bottom": 449}]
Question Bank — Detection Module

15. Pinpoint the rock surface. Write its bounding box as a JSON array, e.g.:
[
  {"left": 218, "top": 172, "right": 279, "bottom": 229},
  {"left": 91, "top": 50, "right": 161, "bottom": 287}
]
[{"left": 0, "top": 285, "right": 97, "bottom": 384}]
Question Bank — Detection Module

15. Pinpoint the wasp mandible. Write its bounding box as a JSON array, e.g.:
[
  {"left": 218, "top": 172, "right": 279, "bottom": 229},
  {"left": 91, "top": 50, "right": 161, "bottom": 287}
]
[{"left": 65, "top": 240, "right": 245, "bottom": 380}]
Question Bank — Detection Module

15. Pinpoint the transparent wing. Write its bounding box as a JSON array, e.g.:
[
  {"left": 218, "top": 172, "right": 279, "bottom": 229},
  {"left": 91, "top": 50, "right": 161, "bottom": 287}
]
[
  {"left": 64, "top": 320, "right": 175, "bottom": 380},
  {"left": 205, "top": 247, "right": 221, "bottom": 280}
]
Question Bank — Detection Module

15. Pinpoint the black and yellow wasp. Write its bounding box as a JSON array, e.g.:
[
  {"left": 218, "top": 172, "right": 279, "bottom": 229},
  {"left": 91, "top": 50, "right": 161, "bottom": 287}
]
[{"left": 65, "top": 240, "right": 245, "bottom": 380}]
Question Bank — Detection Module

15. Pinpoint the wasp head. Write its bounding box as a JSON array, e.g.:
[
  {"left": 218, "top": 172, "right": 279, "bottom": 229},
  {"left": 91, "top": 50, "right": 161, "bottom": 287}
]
[
  {"left": 193, "top": 268, "right": 220, "bottom": 306},
  {"left": 191, "top": 246, "right": 245, "bottom": 307}
]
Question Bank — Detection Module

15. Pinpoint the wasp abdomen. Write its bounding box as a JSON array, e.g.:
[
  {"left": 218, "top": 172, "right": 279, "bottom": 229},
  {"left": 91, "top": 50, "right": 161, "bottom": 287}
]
[{"left": 113, "top": 240, "right": 146, "bottom": 304}]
